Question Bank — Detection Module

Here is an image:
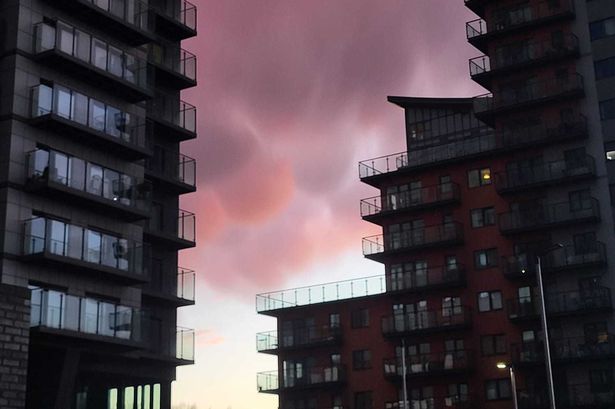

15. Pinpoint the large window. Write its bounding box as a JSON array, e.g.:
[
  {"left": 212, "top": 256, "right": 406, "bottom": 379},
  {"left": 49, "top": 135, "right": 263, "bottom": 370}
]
[
  {"left": 468, "top": 168, "right": 492, "bottom": 188},
  {"left": 478, "top": 291, "right": 503, "bottom": 312},
  {"left": 590, "top": 17, "right": 615, "bottom": 41},
  {"left": 352, "top": 350, "right": 372, "bottom": 370},
  {"left": 485, "top": 379, "right": 512, "bottom": 400},
  {"left": 471, "top": 207, "right": 496, "bottom": 228},
  {"left": 481, "top": 334, "right": 506, "bottom": 356},
  {"left": 475, "top": 248, "right": 498, "bottom": 269}
]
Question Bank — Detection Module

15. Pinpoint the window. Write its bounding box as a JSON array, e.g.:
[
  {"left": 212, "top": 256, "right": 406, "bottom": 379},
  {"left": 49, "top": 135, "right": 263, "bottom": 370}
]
[
  {"left": 585, "top": 322, "right": 608, "bottom": 343},
  {"left": 352, "top": 350, "right": 371, "bottom": 370},
  {"left": 351, "top": 309, "right": 369, "bottom": 328},
  {"left": 595, "top": 57, "right": 615, "bottom": 80},
  {"left": 471, "top": 207, "right": 496, "bottom": 228},
  {"left": 600, "top": 99, "right": 615, "bottom": 120},
  {"left": 574, "top": 232, "right": 597, "bottom": 254},
  {"left": 330, "top": 353, "right": 341, "bottom": 365},
  {"left": 481, "top": 334, "right": 506, "bottom": 356},
  {"left": 355, "top": 392, "right": 373, "bottom": 409},
  {"left": 478, "top": 291, "right": 503, "bottom": 312},
  {"left": 329, "top": 313, "right": 340, "bottom": 329},
  {"left": 468, "top": 168, "right": 492, "bottom": 188},
  {"left": 442, "top": 296, "right": 462, "bottom": 316},
  {"left": 485, "top": 379, "right": 512, "bottom": 400},
  {"left": 590, "top": 17, "right": 615, "bottom": 41},
  {"left": 569, "top": 189, "right": 591, "bottom": 211},
  {"left": 448, "top": 384, "right": 469, "bottom": 403},
  {"left": 445, "top": 339, "right": 464, "bottom": 352},
  {"left": 474, "top": 248, "right": 498, "bottom": 268}
]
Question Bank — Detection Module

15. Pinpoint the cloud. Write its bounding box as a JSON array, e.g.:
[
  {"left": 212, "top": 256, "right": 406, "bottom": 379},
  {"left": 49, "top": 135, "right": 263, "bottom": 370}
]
[{"left": 195, "top": 329, "right": 225, "bottom": 347}]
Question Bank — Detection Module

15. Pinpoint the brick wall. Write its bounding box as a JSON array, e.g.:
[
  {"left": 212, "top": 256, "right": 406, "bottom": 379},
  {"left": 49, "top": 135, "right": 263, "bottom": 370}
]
[{"left": 0, "top": 283, "right": 30, "bottom": 409}]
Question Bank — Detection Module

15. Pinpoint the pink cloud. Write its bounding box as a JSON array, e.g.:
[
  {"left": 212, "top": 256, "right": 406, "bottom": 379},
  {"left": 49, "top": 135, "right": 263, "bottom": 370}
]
[
  {"left": 195, "top": 329, "right": 225, "bottom": 347},
  {"left": 179, "top": 0, "right": 485, "bottom": 297}
]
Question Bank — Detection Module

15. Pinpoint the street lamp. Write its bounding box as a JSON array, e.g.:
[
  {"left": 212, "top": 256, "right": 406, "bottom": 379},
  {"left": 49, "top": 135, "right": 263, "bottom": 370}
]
[
  {"left": 496, "top": 362, "right": 518, "bottom": 409},
  {"left": 537, "top": 243, "right": 564, "bottom": 409}
]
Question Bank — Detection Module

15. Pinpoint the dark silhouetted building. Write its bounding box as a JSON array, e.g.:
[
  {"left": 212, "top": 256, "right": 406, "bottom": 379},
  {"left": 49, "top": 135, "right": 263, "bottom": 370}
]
[
  {"left": 0, "top": 0, "right": 198, "bottom": 408},
  {"left": 256, "top": 0, "right": 615, "bottom": 408}
]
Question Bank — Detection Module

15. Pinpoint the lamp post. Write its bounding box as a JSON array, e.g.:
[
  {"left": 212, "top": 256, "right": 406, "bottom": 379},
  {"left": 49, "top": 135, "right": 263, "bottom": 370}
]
[
  {"left": 536, "top": 243, "right": 563, "bottom": 409},
  {"left": 497, "top": 362, "right": 518, "bottom": 409}
]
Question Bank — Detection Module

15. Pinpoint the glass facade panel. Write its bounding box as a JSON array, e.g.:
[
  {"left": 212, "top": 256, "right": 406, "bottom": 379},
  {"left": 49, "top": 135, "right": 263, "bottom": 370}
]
[
  {"left": 89, "top": 99, "right": 106, "bottom": 131},
  {"left": 74, "top": 30, "right": 91, "bottom": 62},
  {"left": 108, "top": 46, "right": 124, "bottom": 77},
  {"left": 103, "top": 168, "right": 120, "bottom": 200},
  {"left": 45, "top": 290, "right": 63, "bottom": 328},
  {"left": 82, "top": 298, "right": 98, "bottom": 334},
  {"left": 101, "top": 234, "right": 118, "bottom": 268},
  {"left": 69, "top": 157, "right": 86, "bottom": 191},
  {"left": 32, "top": 85, "right": 53, "bottom": 116},
  {"left": 98, "top": 301, "right": 116, "bottom": 336},
  {"left": 55, "top": 86, "right": 73, "bottom": 119},
  {"left": 50, "top": 151, "right": 69, "bottom": 184},
  {"left": 48, "top": 219, "right": 66, "bottom": 255},
  {"left": 66, "top": 224, "right": 84, "bottom": 260},
  {"left": 92, "top": 38, "right": 108, "bottom": 70},
  {"left": 106, "top": 106, "right": 122, "bottom": 137},
  {"left": 63, "top": 294, "right": 80, "bottom": 331},
  {"left": 85, "top": 230, "right": 102, "bottom": 263},
  {"left": 87, "top": 163, "right": 104, "bottom": 195},
  {"left": 73, "top": 92, "right": 89, "bottom": 125},
  {"left": 57, "top": 22, "right": 74, "bottom": 54}
]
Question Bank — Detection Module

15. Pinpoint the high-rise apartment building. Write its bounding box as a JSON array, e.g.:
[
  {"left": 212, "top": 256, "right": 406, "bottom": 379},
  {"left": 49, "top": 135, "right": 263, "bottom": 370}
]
[
  {"left": 256, "top": 0, "right": 615, "bottom": 408},
  {"left": 0, "top": 1, "right": 198, "bottom": 408}
]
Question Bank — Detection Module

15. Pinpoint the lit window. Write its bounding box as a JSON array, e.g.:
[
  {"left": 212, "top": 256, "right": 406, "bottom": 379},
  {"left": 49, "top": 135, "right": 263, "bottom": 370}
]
[
  {"left": 468, "top": 168, "right": 492, "bottom": 188},
  {"left": 606, "top": 151, "right": 615, "bottom": 161}
]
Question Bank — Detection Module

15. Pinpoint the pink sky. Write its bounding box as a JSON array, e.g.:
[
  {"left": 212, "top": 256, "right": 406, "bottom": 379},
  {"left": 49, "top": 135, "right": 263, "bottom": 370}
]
[{"left": 175, "top": 1, "right": 484, "bottom": 407}]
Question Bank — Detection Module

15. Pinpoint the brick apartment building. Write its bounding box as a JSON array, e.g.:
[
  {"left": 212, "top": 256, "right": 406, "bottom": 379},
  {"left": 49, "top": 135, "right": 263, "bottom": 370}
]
[
  {"left": 0, "top": 0, "right": 198, "bottom": 408},
  {"left": 256, "top": 0, "right": 615, "bottom": 408}
]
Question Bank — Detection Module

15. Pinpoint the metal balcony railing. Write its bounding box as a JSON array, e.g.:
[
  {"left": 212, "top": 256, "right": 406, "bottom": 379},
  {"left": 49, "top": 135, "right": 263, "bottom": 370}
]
[
  {"left": 559, "top": 384, "right": 615, "bottom": 407},
  {"left": 361, "top": 183, "right": 460, "bottom": 218},
  {"left": 257, "top": 366, "right": 345, "bottom": 392},
  {"left": 148, "top": 207, "right": 196, "bottom": 245},
  {"left": 176, "top": 327, "right": 195, "bottom": 361},
  {"left": 27, "top": 148, "right": 152, "bottom": 214},
  {"left": 498, "top": 198, "right": 600, "bottom": 233},
  {"left": 256, "top": 324, "right": 341, "bottom": 352},
  {"left": 23, "top": 217, "right": 145, "bottom": 276},
  {"left": 383, "top": 350, "right": 473, "bottom": 377},
  {"left": 495, "top": 155, "right": 596, "bottom": 193},
  {"left": 385, "top": 396, "right": 474, "bottom": 409},
  {"left": 473, "top": 73, "right": 584, "bottom": 114},
  {"left": 157, "top": 0, "right": 197, "bottom": 31},
  {"left": 511, "top": 341, "right": 544, "bottom": 365},
  {"left": 387, "top": 265, "right": 465, "bottom": 293},
  {"left": 256, "top": 275, "right": 386, "bottom": 313},
  {"left": 149, "top": 45, "right": 197, "bottom": 82},
  {"left": 146, "top": 146, "right": 197, "bottom": 188},
  {"left": 507, "top": 296, "right": 540, "bottom": 320},
  {"left": 552, "top": 335, "right": 615, "bottom": 361},
  {"left": 177, "top": 267, "right": 196, "bottom": 301},
  {"left": 148, "top": 98, "right": 197, "bottom": 134},
  {"left": 363, "top": 222, "right": 464, "bottom": 256},
  {"left": 546, "top": 288, "right": 612, "bottom": 315},
  {"left": 466, "top": 0, "right": 575, "bottom": 41},
  {"left": 30, "top": 287, "right": 144, "bottom": 342},
  {"left": 544, "top": 242, "right": 607, "bottom": 270},
  {"left": 31, "top": 84, "right": 148, "bottom": 150},
  {"left": 381, "top": 307, "right": 472, "bottom": 336},
  {"left": 469, "top": 34, "right": 579, "bottom": 78}
]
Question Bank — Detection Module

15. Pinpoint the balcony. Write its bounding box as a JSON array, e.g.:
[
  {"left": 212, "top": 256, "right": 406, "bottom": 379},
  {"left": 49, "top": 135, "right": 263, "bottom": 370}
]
[
  {"left": 469, "top": 34, "right": 579, "bottom": 88},
  {"left": 362, "top": 222, "right": 464, "bottom": 261},
  {"left": 546, "top": 288, "right": 612, "bottom": 317},
  {"left": 494, "top": 155, "right": 596, "bottom": 194},
  {"left": 465, "top": 0, "right": 576, "bottom": 52},
  {"left": 552, "top": 335, "right": 615, "bottom": 363},
  {"left": 543, "top": 242, "right": 607, "bottom": 272},
  {"left": 360, "top": 183, "right": 460, "bottom": 222},
  {"left": 386, "top": 265, "right": 466, "bottom": 294},
  {"left": 256, "top": 325, "right": 341, "bottom": 354},
  {"left": 142, "top": 323, "right": 195, "bottom": 364},
  {"left": 558, "top": 384, "right": 615, "bottom": 408},
  {"left": 34, "top": 21, "right": 152, "bottom": 102},
  {"left": 145, "top": 207, "right": 196, "bottom": 249},
  {"left": 381, "top": 307, "right": 472, "bottom": 337},
  {"left": 145, "top": 145, "right": 196, "bottom": 194},
  {"left": 517, "top": 390, "right": 549, "bottom": 409},
  {"left": 257, "top": 366, "right": 346, "bottom": 394},
  {"left": 507, "top": 296, "right": 540, "bottom": 322},
  {"left": 43, "top": 0, "right": 154, "bottom": 45},
  {"left": 152, "top": 0, "right": 197, "bottom": 40},
  {"left": 256, "top": 275, "right": 386, "bottom": 315},
  {"left": 147, "top": 98, "right": 197, "bottom": 141},
  {"left": 175, "top": 327, "right": 195, "bottom": 363},
  {"left": 26, "top": 148, "right": 152, "bottom": 221},
  {"left": 383, "top": 350, "right": 473, "bottom": 379},
  {"left": 149, "top": 45, "right": 197, "bottom": 89},
  {"left": 30, "top": 84, "right": 150, "bottom": 160},
  {"left": 30, "top": 288, "right": 143, "bottom": 347},
  {"left": 386, "top": 396, "right": 474, "bottom": 409},
  {"left": 473, "top": 74, "right": 585, "bottom": 125},
  {"left": 511, "top": 342, "right": 545, "bottom": 366},
  {"left": 498, "top": 198, "right": 600, "bottom": 235},
  {"left": 143, "top": 263, "right": 195, "bottom": 307},
  {"left": 23, "top": 217, "right": 147, "bottom": 283}
]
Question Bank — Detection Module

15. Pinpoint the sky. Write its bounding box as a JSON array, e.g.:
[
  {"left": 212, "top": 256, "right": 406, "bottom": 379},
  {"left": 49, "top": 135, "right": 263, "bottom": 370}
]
[{"left": 174, "top": 1, "right": 483, "bottom": 408}]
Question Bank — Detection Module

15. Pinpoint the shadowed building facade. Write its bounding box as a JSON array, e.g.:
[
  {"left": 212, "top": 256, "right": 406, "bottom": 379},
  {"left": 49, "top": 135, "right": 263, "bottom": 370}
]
[
  {"left": 256, "top": 0, "right": 615, "bottom": 408},
  {"left": 0, "top": 0, "right": 198, "bottom": 408}
]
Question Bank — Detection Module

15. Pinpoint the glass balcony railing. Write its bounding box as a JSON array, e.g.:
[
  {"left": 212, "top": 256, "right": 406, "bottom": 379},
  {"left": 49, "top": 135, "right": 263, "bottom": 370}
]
[
  {"left": 27, "top": 148, "right": 152, "bottom": 214},
  {"left": 257, "top": 366, "right": 345, "bottom": 393},
  {"left": 176, "top": 327, "right": 195, "bottom": 361},
  {"left": 543, "top": 242, "right": 607, "bottom": 271},
  {"left": 552, "top": 335, "right": 615, "bottom": 361},
  {"left": 507, "top": 296, "right": 540, "bottom": 321},
  {"left": 149, "top": 45, "right": 197, "bottom": 84},
  {"left": 498, "top": 198, "right": 600, "bottom": 233},
  {"left": 495, "top": 155, "right": 596, "bottom": 193},
  {"left": 146, "top": 146, "right": 196, "bottom": 189},
  {"left": 30, "top": 287, "right": 143, "bottom": 342},
  {"left": 359, "top": 115, "right": 587, "bottom": 180},
  {"left": 34, "top": 21, "right": 150, "bottom": 97},
  {"left": 386, "top": 396, "right": 474, "bottom": 409},
  {"left": 148, "top": 98, "right": 196, "bottom": 135},
  {"left": 381, "top": 307, "right": 472, "bottom": 336},
  {"left": 546, "top": 288, "right": 612, "bottom": 315},
  {"left": 360, "top": 183, "right": 460, "bottom": 218},
  {"left": 383, "top": 350, "right": 473, "bottom": 378},
  {"left": 177, "top": 267, "right": 196, "bottom": 302},
  {"left": 23, "top": 217, "right": 145, "bottom": 277},
  {"left": 466, "top": 0, "right": 575, "bottom": 42},
  {"left": 256, "top": 325, "right": 341, "bottom": 352},
  {"left": 166, "top": 0, "right": 197, "bottom": 32},
  {"left": 473, "top": 74, "right": 584, "bottom": 115},
  {"left": 147, "top": 206, "right": 196, "bottom": 246},
  {"left": 256, "top": 275, "right": 386, "bottom": 313},
  {"left": 31, "top": 84, "right": 148, "bottom": 152},
  {"left": 387, "top": 265, "right": 466, "bottom": 293},
  {"left": 82, "top": 0, "right": 151, "bottom": 33},
  {"left": 363, "top": 222, "right": 464, "bottom": 257},
  {"left": 469, "top": 34, "right": 579, "bottom": 78}
]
